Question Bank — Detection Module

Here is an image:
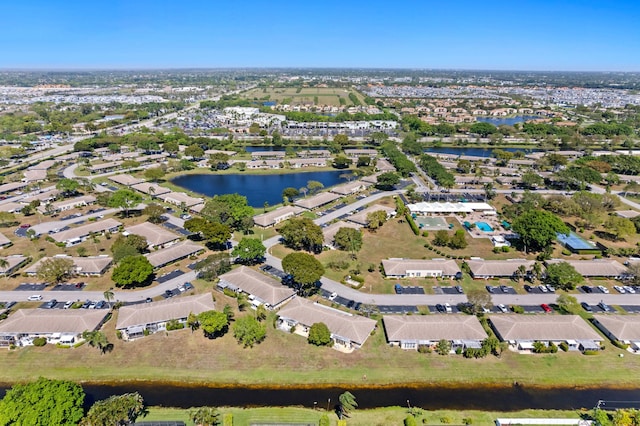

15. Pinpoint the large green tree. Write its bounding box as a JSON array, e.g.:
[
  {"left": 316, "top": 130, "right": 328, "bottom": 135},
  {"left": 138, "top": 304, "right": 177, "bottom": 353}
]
[
  {"left": 231, "top": 238, "right": 266, "bottom": 264},
  {"left": 37, "top": 257, "right": 75, "bottom": 284},
  {"left": 111, "top": 255, "right": 153, "bottom": 288},
  {"left": 143, "top": 203, "right": 165, "bottom": 224},
  {"left": 279, "top": 217, "right": 323, "bottom": 253},
  {"left": 544, "top": 262, "right": 584, "bottom": 290},
  {"left": 0, "top": 377, "right": 85, "bottom": 426},
  {"left": 107, "top": 189, "right": 142, "bottom": 217},
  {"left": 232, "top": 315, "right": 266, "bottom": 348},
  {"left": 282, "top": 252, "right": 324, "bottom": 294},
  {"left": 338, "top": 391, "right": 358, "bottom": 419},
  {"left": 604, "top": 215, "right": 636, "bottom": 241},
  {"left": 201, "top": 194, "right": 254, "bottom": 232},
  {"left": 333, "top": 227, "right": 363, "bottom": 255},
  {"left": 308, "top": 322, "right": 332, "bottom": 346},
  {"left": 56, "top": 178, "right": 80, "bottom": 197},
  {"left": 80, "top": 392, "right": 145, "bottom": 426},
  {"left": 189, "top": 407, "right": 220, "bottom": 426},
  {"left": 512, "top": 209, "right": 569, "bottom": 252},
  {"left": 185, "top": 217, "right": 231, "bottom": 248},
  {"left": 198, "top": 310, "right": 229, "bottom": 339},
  {"left": 376, "top": 171, "right": 400, "bottom": 190}
]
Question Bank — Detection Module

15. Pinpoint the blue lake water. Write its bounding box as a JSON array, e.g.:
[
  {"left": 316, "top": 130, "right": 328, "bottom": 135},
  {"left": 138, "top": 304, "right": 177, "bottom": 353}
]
[
  {"left": 424, "top": 146, "right": 541, "bottom": 157},
  {"left": 476, "top": 115, "right": 541, "bottom": 126},
  {"left": 171, "top": 171, "right": 348, "bottom": 207}
]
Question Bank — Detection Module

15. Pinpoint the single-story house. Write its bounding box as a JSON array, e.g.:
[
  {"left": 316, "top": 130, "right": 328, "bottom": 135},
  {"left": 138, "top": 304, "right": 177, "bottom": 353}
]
[
  {"left": 615, "top": 210, "right": 640, "bottom": 219},
  {"left": 0, "top": 181, "right": 28, "bottom": 195},
  {"left": 545, "top": 259, "right": 629, "bottom": 279},
  {"left": 277, "top": 297, "right": 376, "bottom": 351},
  {"left": 0, "top": 309, "right": 108, "bottom": 347},
  {"left": 375, "top": 158, "right": 396, "bottom": 172},
  {"left": 217, "top": 266, "right": 295, "bottom": 310},
  {"left": 289, "top": 158, "right": 329, "bottom": 168},
  {"left": 0, "top": 231, "right": 11, "bottom": 248},
  {"left": 489, "top": 314, "right": 603, "bottom": 352},
  {"left": 294, "top": 192, "right": 341, "bottom": 210},
  {"left": 116, "top": 293, "right": 216, "bottom": 340},
  {"left": 0, "top": 202, "right": 25, "bottom": 213},
  {"left": 0, "top": 255, "right": 28, "bottom": 276},
  {"left": 296, "top": 149, "right": 331, "bottom": 158},
  {"left": 51, "top": 218, "right": 122, "bottom": 246},
  {"left": 382, "top": 315, "right": 488, "bottom": 351},
  {"left": 330, "top": 180, "right": 372, "bottom": 196},
  {"left": 466, "top": 259, "right": 535, "bottom": 279},
  {"left": 23, "top": 169, "right": 47, "bottom": 182},
  {"left": 158, "top": 192, "right": 203, "bottom": 207},
  {"left": 344, "top": 149, "right": 378, "bottom": 159},
  {"left": 251, "top": 151, "right": 286, "bottom": 160},
  {"left": 593, "top": 314, "right": 640, "bottom": 351},
  {"left": 40, "top": 195, "right": 96, "bottom": 214},
  {"left": 124, "top": 222, "right": 181, "bottom": 249},
  {"left": 131, "top": 182, "right": 171, "bottom": 196},
  {"left": 382, "top": 258, "right": 461, "bottom": 279},
  {"left": 108, "top": 174, "right": 144, "bottom": 186},
  {"left": 144, "top": 241, "right": 204, "bottom": 269},
  {"left": 245, "top": 159, "right": 282, "bottom": 169},
  {"left": 253, "top": 205, "right": 304, "bottom": 228},
  {"left": 322, "top": 220, "right": 361, "bottom": 249},
  {"left": 25, "top": 255, "right": 113, "bottom": 276},
  {"left": 347, "top": 204, "right": 395, "bottom": 226},
  {"left": 89, "top": 161, "right": 124, "bottom": 173}
]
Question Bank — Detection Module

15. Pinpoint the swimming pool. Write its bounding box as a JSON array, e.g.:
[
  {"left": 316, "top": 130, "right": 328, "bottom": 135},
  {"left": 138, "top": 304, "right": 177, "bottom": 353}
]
[{"left": 475, "top": 221, "right": 494, "bottom": 232}]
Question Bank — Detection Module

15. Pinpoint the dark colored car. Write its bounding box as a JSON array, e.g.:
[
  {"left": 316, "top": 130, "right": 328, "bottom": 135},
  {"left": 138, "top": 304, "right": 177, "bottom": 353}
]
[
  {"left": 435, "top": 304, "right": 445, "bottom": 313},
  {"left": 394, "top": 284, "right": 403, "bottom": 294},
  {"left": 455, "top": 285, "right": 464, "bottom": 294},
  {"left": 486, "top": 285, "right": 495, "bottom": 293},
  {"left": 581, "top": 302, "right": 593, "bottom": 312}
]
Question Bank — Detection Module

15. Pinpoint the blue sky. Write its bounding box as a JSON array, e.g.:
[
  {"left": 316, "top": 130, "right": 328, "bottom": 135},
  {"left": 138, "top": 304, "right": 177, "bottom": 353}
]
[{"left": 2, "top": 0, "right": 639, "bottom": 71}]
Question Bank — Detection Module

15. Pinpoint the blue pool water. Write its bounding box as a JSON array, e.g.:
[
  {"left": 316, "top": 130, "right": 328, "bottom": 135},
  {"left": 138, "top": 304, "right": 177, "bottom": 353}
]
[{"left": 475, "top": 221, "right": 494, "bottom": 232}]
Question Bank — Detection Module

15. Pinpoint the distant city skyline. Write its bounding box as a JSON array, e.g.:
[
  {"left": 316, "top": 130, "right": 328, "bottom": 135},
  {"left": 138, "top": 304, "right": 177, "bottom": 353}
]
[{"left": 3, "top": 0, "right": 639, "bottom": 71}]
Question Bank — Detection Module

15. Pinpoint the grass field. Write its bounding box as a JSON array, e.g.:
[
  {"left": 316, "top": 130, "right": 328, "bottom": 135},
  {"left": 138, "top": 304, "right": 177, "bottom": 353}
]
[
  {"left": 140, "top": 406, "right": 588, "bottom": 426},
  {"left": 241, "top": 87, "right": 365, "bottom": 107}
]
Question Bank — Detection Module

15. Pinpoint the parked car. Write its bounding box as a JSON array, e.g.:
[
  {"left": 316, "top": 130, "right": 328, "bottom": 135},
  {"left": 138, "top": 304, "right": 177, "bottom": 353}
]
[
  {"left": 624, "top": 286, "right": 636, "bottom": 294},
  {"left": 28, "top": 295, "right": 42, "bottom": 301},
  {"left": 444, "top": 303, "right": 452, "bottom": 313},
  {"left": 497, "top": 304, "right": 508, "bottom": 313},
  {"left": 63, "top": 300, "right": 73, "bottom": 309},
  {"left": 581, "top": 285, "right": 593, "bottom": 293},
  {"left": 81, "top": 300, "right": 91, "bottom": 309},
  {"left": 145, "top": 297, "right": 153, "bottom": 303},
  {"left": 455, "top": 285, "right": 464, "bottom": 294},
  {"left": 95, "top": 300, "right": 106, "bottom": 309},
  {"left": 546, "top": 285, "right": 556, "bottom": 293},
  {"left": 524, "top": 284, "right": 532, "bottom": 292},
  {"left": 614, "top": 285, "right": 626, "bottom": 294},
  {"left": 4, "top": 301, "right": 16, "bottom": 309},
  {"left": 540, "top": 303, "right": 552, "bottom": 313},
  {"left": 435, "top": 304, "right": 445, "bottom": 313},
  {"left": 394, "top": 284, "right": 403, "bottom": 294},
  {"left": 598, "top": 285, "right": 610, "bottom": 294},
  {"left": 486, "top": 285, "right": 495, "bottom": 294},
  {"left": 598, "top": 301, "right": 611, "bottom": 312},
  {"left": 165, "top": 290, "right": 175, "bottom": 298},
  {"left": 184, "top": 282, "right": 194, "bottom": 290},
  {"left": 500, "top": 285, "right": 510, "bottom": 293},
  {"left": 88, "top": 301, "right": 97, "bottom": 309},
  {"left": 328, "top": 292, "right": 338, "bottom": 301},
  {"left": 538, "top": 285, "right": 548, "bottom": 293},
  {"left": 581, "top": 302, "right": 593, "bottom": 312},
  {"left": 19, "top": 224, "right": 31, "bottom": 229}
]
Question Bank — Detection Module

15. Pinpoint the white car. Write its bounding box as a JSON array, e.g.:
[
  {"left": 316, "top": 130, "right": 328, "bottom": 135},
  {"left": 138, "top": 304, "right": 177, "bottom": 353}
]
[
  {"left": 444, "top": 302, "right": 452, "bottom": 313},
  {"left": 624, "top": 286, "right": 636, "bottom": 294},
  {"left": 27, "top": 295, "right": 42, "bottom": 301},
  {"left": 614, "top": 285, "right": 626, "bottom": 294},
  {"left": 497, "top": 304, "right": 508, "bottom": 313},
  {"left": 538, "top": 285, "right": 548, "bottom": 293},
  {"left": 328, "top": 292, "right": 338, "bottom": 301},
  {"left": 598, "top": 285, "right": 610, "bottom": 294}
]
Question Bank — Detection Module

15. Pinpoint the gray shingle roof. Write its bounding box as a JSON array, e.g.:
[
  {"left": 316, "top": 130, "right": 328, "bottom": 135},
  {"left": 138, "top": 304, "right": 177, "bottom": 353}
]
[
  {"left": 144, "top": 241, "right": 204, "bottom": 268},
  {"left": 116, "top": 293, "right": 215, "bottom": 330},
  {"left": 593, "top": 314, "right": 640, "bottom": 342},
  {"left": 125, "top": 222, "right": 180, "bottom": 247},
  {"left": 467, "top": 259, "right": 535, "bottom": 277},
  {"left": 489, "top": 315, "right": 603, "bottom": 342},
  {"left": 545, "top": 259, "right": 628, "bottom": 277},
  {"left": 383, "top": 315, "right": 487, "bottom": 342},
  {"left": 218, "top": 266, "right": 295, "bottom": 308},
  {"left": 0, "top": 309, "right": 107, "bottom": 334}
]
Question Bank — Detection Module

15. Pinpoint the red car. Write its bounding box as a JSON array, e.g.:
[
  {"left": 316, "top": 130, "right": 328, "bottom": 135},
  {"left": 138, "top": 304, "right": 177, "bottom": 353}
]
[
  {"left": 19, "top": 224, "right": 31, "bottom": 229},
  {"left": 540, "top": 303, "right": 552, "bottom": 313}
]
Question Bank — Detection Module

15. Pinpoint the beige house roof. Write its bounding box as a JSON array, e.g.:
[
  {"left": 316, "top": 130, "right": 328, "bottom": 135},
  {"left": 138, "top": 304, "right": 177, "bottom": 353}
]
[
  {"left": 347, "top": 204, "right": 395, "bottom": 226},
  {"left": 323, "top": 220, "right": 361, "bottom": 246},
  {"left": 615, "top": 210, "right": 640, "bottom": 219},
  {"left": 382, "top": 258, "right": 461, "bottom": 277},
  {"left": 28, "top": 159, "right": 57, "bottom": 170},
  {"left": 0, "top": 231, "right": 11, "bottom": 247},
  {"left": 0, "top": 181, "right": 28, "bottom": 194},
  {"left": 145, "top": 241, "right": 204, "bottom": 268},
  {"left": 25, "top": 255, "right": 113, "bottom": 275},
  {"left": 158, "top": 192, "right": 203, "bottom": 207},
  {"left": 467, "top": 259, "right": 535, "bottom": 277},
  {"left": 131, "top": 182, "right": 171, "bottom": 196},
  {"left": 330, "top": 180, "right": 372, "bottom": 196},
  {"left": 545, "top": 259, "right": 628, "bottom": 277},
  {"left": 375, "top": 158, "right": 396, "bottom": 172},
  {"left": 125, "top": 222, "right": 180, "bottom": 247},
  {"left": 489, "top": 315, "right": 603, "bottom": 342},
  {"left": 383, "top": 315, "right": 488, "bottom": 342},
  {"left": 51, "top": 218, "right": 122, "bottom": 243},
  {"left": 344, "top": 149, "right": 377, "bottom": 157},
  {"left": 277, "top": 298, "right": 376, "bottom": 346},
  {"left": 23, "top": 169, "right": 48, "bottom": 182},
  {"left": 108, "top": 174, "right": 144, "bottom": 186},
  {"left": 294, "top": 192, "right": 341, "bottom": 210},
  {"left": 593, "top": 314, "right": 640, "bottom": 342},
  {"left": 253, "top": 206, "right": 304, "bottom": 227},
  {"left": 0, "top": 309, "right": 107, "bottom": 335},
  {"left": 89, "top": 161, "right": 123, "bottom": 172},
  {"left": 47, "top": 195, "right": 96, "bottom": 211},
  {"left": 116, "top": 293, "right": 216, "bottom": 330},
  {"left": 219, "top": 266, "right": 295, "bottom": 308},
  {"left": 0, "top": 255, "right": 28, "bottom": 274}
]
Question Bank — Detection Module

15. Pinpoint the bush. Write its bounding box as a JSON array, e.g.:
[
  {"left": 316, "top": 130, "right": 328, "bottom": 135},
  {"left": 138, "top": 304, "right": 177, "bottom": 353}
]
[
  {"left": 510, "top": 305, "right": 524, "bottom": 314},
  {"left": 612, "top": 340, "right": 629, "bottom": 349},
  {"left": 32, "top": 337, "right": 47, "bottom": 347},
  {"left": 116, "top": 330, "right": 123, "bottom": 340},
  {"left": 492, "top": 247, "right": 501, "bottom": 253},
  {"left": 462, "top": 418, "right": 473, "bottom": 425},
  {"left": 559, "top": 342, "right": 569, "bottom": 352},
  {"left": 422, "top": 231, "right": 429, "bottom": 237},
  {"left": 223, "top": 413, "right": 233, "bottom": 426},
  {"left": 562, "top": 249, "right": 572, "bottom": 256},
  {"left": 440, "top": 416, "right": 452, "bottom": 424},
  {"left": 223, "top": 288, "right": 238, "bottom": 298},
  {"left": 501, "top": 246, "right": 510, "bottom": 252},
  {"left": 417, "top": 345, "right": 431, "bottom": 354},
  {"left": 319, "top": 414, "right": 330, "bottom": 426},
  {"left": 405, "top": 416, "right": 418, "bottom": 426},
  {"left": 166, "top": 320, "right": 185, "bottom": 331},
  {"left": 584, "top": 350, "right": 600, "bottom": 355},
  {"left": 406, "top": 212, "right": 420, "bottom": 235}
]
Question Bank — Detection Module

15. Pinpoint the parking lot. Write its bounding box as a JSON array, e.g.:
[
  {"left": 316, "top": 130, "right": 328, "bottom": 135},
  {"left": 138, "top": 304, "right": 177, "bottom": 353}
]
[
  {"left": 433, "top": 286, "right": 464, "bottom": 295},
  {"left": 162, "top": 222, "right": 193, "bottom": 236},
  {"left": 156, "top": 269, "right": 184, "bottom": 284},
  {"left": 15, "top": 283, "right": 47, "bottom": 291},
  {"left": 486, "top": 285, "right": 517, "bottom": 295},
  {"left": 51, "top": 283, "right": 85, "bottom": 291},
  {"left": 395, "top": 285, "right": 425, "bottom": 295},
  {"left": 259, "top": 264, "right": 288, "bottom": 280}
]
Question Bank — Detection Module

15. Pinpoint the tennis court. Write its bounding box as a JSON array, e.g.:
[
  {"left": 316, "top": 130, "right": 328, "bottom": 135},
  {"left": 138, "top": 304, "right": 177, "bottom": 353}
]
[{"left": 414, "top": 216, "right": 450, "bottom": 230}]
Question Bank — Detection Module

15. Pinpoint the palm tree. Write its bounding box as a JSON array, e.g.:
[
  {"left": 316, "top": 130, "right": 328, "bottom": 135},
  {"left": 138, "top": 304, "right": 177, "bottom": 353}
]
[
  {"left": 338, "top": 391, "right": 357, "bottom": 419},
  {"left": 299, "top": 187, "right": 308, "bottom": 198},
  {"left": 103, "top": 289, "right": 115, "bottom": 309},
  {"left": 0, "top": 258, "right": 9, "bottom": 275}
]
